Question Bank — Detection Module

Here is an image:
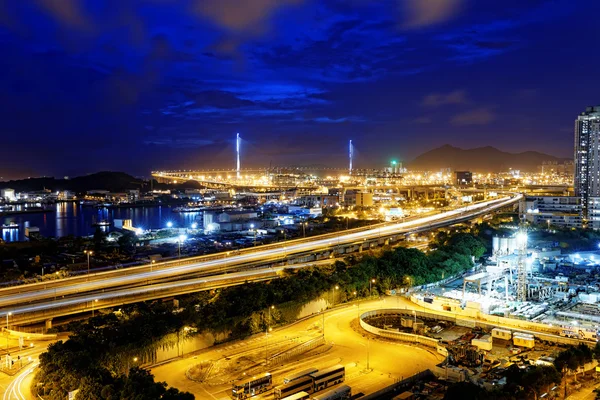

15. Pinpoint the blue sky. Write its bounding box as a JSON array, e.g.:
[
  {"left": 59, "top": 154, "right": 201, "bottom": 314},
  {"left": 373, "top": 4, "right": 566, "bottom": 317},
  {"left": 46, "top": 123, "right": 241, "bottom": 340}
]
[{"left": 0, "top": 0, "right": 598, "bottom": 178}]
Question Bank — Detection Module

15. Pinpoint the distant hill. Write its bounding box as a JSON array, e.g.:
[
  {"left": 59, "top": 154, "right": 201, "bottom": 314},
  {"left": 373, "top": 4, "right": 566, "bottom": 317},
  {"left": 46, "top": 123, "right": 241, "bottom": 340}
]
[
  {"left": 407, "top": 145, "right": 571, "bottom": 172},
  {"left": 0, "top": 171, "right": 206, "bottom": 193},
  {"left": 0, "top": 171, "right": 146, "bottom": 193}
]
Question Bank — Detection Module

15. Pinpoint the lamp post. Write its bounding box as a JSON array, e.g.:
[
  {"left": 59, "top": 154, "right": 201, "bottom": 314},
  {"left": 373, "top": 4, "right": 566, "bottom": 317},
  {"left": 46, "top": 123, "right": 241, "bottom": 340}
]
[
  {"left": 413, "top": 310, "right": 417, "bottom": 333},
  {"left": 92, "top": 299, "right": 98, "bottom": 317},
  {"left": 302, "top": 222, "right": 306, "bottom": 238},
  {"left": 266, "top": 305, "right": 274, "bottom": 365},
  {"left": 333, "top": 285, "right": 339, "bottom": 306},
  {"left": 369, "top": 278, "right": 376, "bottom": 298},
  {"left": 250, "top": 224, "right": 256, "bottom": 246},
  {"left": 84, "top": 250, "right": 93, "bottom": 278},
  {"left": 547, "top": 219, "right": 551, "bottom": 231},
  {"left": 178, "top": 235, "right": 187, "bottom": 258},
  {"left": 6, "top": 312, "right": 11, "bottom": 330},
  {"left": 151, "top": 259, "right": 155, "bottom": 272}
]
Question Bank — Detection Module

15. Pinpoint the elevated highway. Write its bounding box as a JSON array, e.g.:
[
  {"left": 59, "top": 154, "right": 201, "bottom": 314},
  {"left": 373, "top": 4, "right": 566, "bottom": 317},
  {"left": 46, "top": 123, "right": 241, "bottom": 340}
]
[{"left": 0, "top": 194, "right": 521, "bottom": 327}]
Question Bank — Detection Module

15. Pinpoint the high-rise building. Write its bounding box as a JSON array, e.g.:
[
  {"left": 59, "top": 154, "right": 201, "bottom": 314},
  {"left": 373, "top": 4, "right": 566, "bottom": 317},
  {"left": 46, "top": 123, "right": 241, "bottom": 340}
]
[{"left": 575, "top": 106, "right": 600, "bottom": 228}]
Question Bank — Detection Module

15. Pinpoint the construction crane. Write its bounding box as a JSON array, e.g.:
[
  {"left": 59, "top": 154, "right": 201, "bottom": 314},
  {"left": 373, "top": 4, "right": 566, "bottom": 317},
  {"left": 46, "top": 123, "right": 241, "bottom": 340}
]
[{"left": 516, "top": 229, "right": 528, "bottom": 302}]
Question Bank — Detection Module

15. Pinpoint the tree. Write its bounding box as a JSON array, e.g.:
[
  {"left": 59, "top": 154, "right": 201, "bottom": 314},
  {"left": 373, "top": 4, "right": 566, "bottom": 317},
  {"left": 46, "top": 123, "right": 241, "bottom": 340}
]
[
  {"left": 118, "top": 232, "right": 136, "bottom": 254},
  {"left": 93, "top": 228, "right": 107, "bottom": 251},
  {"left": 443, "top": 382, "right": 486, "bottom": 400}
]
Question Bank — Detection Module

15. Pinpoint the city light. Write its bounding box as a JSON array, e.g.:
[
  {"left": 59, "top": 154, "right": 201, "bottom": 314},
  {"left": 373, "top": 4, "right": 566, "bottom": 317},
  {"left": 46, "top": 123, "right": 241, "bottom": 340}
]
[
  {"left": 191, "top": 223, "right": 198, "bottom": 229},
  {"left": 178, "top": 234, "right": 187, "bottom": 242},
  {"left": 166, "top": 221, "right": 173, "bottom": 228}
]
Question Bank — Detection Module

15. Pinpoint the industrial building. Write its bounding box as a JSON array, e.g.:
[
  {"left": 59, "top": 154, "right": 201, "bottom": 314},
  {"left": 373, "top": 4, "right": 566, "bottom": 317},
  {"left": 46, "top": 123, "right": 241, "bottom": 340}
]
[
  {"left": 203, "top": 210, "right": 259, "bottom": 232},
  {"left": 520, "top": 196, "right": 582, "bottom": 228},
  {"left": 455, "top": 171, "right": 473, "bottom": 186},
  {"left": 343, "top": 190, "right": 373, "bottom": 207}
]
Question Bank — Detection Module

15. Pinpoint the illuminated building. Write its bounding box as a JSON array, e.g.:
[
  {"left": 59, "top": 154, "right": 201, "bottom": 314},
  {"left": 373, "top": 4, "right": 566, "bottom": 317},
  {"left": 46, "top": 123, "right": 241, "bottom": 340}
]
[
  {"left": 455, "top": 171, "right": 472, "bottom": 186},
  {"left": 575, "top": 105, "right": 600, "bottom": 226},
  {"left": 520, "top": 196, "right": 582, "bottom": 228},
  {"left": 343, "top": 190, "right": 373, "bottom": 207}
]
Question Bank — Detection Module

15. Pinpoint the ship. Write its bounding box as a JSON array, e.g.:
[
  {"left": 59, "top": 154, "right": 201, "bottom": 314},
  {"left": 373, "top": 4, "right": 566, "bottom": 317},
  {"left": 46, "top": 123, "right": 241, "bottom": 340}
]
[
  {"left": 92, "top": 220, "right": 111, "bottom": 227},
  {"left": 1, "top": 223, "right": 19, "bottom": 229}
]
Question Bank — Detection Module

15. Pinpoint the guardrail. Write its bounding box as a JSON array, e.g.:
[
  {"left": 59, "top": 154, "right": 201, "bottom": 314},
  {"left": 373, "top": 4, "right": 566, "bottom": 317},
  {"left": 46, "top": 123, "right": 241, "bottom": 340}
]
[{"left": 359, "top": 309, "right": 441, "bottom": 350}]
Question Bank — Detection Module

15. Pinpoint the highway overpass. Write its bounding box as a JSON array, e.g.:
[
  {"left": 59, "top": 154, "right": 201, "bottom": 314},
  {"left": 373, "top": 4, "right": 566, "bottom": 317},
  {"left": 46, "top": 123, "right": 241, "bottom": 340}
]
[{"left": 0, "top": 194, "right": 521, "bottom": 328}]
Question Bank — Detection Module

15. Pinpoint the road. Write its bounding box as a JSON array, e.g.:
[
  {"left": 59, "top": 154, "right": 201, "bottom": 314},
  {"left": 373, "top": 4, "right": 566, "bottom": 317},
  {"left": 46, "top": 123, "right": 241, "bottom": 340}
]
[
  {"left": 0, "top": 194, "right": 520, "bottom": 326},
  {"left": 152, "top": 298, "right": 444, "bottom": 400}
]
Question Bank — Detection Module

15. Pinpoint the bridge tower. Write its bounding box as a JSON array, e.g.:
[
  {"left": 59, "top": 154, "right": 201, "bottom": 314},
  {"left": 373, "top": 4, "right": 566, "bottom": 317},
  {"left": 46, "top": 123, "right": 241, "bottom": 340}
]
[
  {"left": 349, "top": 139, "right": 353, "bottom": 175},
  {"left": 236, "top": 132, "right": 241, "bottom": 179}
]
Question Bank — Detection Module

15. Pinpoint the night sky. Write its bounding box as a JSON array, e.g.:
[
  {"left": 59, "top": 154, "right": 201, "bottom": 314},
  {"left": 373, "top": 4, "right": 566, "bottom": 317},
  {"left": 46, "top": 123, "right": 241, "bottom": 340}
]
[{"left": 1, "top": 0, "right": 599, "bottom": 178}]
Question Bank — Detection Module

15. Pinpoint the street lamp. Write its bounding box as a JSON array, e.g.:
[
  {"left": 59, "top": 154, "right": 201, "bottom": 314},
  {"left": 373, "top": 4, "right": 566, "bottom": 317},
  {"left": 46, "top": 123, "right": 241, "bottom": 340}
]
[
  {"left": 266, "top": 305, "right": 275, "bottom": 365},
  {"left": 166, "top": 221, "right": 173, "bottom": 228},
  {"left": 191, "top": 222, "right": 198, "bottom": 230},
  {"left": 250, "top": 224, "right": 256, "bottom": 246},
  {"left": 178, "top": 235, "right": 187, "bottom": 258},
  {"left": 302, "top": 222, "right": 307, "bottom": 238},
  {"left": 6, "top": 312, "right": 11, "bottom": 330},
  {"left": 369, "top": 278, "right": 376, "bottom": 298},
  {"left": 84, "top": 250, "right": 93, "bottom": 278},
  {"left": 92, "top": 299, "right": 98, "bottom": 317},
  {"left": 546, "top": 219, "right": 551, "bottom": 231},
  {"left": 333, "top": 285, "right": 339, "bottom": 306},
  {"left": 151, "top": 259, "right": 155, "bottom": 272}
]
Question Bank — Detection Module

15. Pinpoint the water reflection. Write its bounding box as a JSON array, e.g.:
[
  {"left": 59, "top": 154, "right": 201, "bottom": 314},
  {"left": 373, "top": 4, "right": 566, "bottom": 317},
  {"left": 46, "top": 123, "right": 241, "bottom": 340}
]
[{"left": 0, "top": 203, "right": 201, "bottom": 242}]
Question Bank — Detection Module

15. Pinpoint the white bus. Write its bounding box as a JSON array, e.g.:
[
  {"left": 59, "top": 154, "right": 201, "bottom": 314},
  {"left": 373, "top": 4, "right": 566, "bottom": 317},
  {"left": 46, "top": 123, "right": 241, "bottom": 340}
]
[
  {"left": 281, "top": 392, "right": 310, "bottom": 400},
  {"left": 283, "top": 368, "right": 318, "bottom": 384},
  {"left": 274, "top": 376, "right": 313, "bottom": 399},
  {"left": 312, "top": 385, "right": 351, "bottom": 400},
  {"left": 309, "top": 365, "right": 345, "bottom": 392}
]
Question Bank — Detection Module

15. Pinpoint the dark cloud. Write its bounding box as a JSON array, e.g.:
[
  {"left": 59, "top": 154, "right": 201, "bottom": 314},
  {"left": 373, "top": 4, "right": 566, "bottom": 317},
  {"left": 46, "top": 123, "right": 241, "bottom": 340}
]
[
  {"left": 0, "top": 0, "right": 595, "bottom": 177},
  {"left": 450, "top": 107, "right": 496, "bottom": 126},
  {"left": 422, "top": 90, "right": 467, "bottom": 107}
]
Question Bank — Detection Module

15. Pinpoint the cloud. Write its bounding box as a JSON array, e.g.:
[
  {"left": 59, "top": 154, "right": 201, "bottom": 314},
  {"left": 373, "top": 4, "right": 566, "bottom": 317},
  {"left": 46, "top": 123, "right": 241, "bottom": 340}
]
[
  {"left": 450, "top": 107, "right": 495, "bottom": 126},
  {"left": 35, "top": 0, "right": 91, "bottom": 30},
  {"left": 143, "top": 138, "right": 215, "bottom": 148},
  {"left": 313, "top": 116, "right": 365, "bottom": 124},
  {"left": 421, "top": 90, "right": 467, "bottom": 107},
  {"left": 193, "top": 0, "right": 303, "bottom": 32},
  {"left": 401, "top": 0, "right": 463, "bottom": 29},
  {"left": 413, "top": 116, "right": 432, "bottom": 124}
]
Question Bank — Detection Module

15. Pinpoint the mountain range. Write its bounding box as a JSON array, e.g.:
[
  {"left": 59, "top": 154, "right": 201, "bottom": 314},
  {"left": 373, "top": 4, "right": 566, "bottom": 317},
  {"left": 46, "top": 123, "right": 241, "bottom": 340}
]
[
  {"left": 0, "top": 171, "right": 203, "bottom": 193},
  {"left": 407, "top": 145, "right": 571, "bottom": 173}
]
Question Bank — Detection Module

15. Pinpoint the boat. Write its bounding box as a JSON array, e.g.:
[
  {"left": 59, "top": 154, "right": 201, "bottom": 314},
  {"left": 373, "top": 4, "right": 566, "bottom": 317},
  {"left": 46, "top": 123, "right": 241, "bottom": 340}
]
[
  {"left": 92, "top": 220, "right": 111, "bottom": 227},
  {"left": 1, "top": 223, "right": 19, "bottom": 229},
  {"left": 173, "top": 206, "right": 204, "bottom": 213}
]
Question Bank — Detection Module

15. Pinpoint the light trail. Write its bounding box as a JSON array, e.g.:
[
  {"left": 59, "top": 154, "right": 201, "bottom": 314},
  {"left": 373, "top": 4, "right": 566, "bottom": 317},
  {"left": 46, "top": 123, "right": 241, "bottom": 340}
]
[
  {"left": 0, "top": 194, "right": 520, "bottom": 320},
  {"left": 2, "top": 362, "right": 38, "bottom": 400}
]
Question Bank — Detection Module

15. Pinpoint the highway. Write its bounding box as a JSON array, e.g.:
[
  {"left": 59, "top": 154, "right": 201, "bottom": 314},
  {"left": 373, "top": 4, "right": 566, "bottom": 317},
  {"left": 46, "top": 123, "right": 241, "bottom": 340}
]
[{"left": 0, "top": 194, "right": 520, "bottom": 326}]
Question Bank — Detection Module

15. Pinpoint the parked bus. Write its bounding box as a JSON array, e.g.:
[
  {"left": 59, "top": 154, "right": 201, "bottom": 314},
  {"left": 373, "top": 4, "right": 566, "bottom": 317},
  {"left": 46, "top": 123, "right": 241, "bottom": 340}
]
[
  {"left": 274, "top": 376, "right": 313, "bottom": 399},
  {"left": 231, "top": 373, "right": 272, "bottom": 399},
  {"left": 309, "top": 365, "right": 345, "bottom": 392},
  {"left": 559, "top": 326, "right": 598, "bottom": 341},
  {"left": 281, "top": 392, "right": 311, "bottom": 400},
  {"left": 311, "top": 385, "right": 351, "bottom": 400},
  {"left": 283, "top": 368, "right": 318, "bottom": 384}
]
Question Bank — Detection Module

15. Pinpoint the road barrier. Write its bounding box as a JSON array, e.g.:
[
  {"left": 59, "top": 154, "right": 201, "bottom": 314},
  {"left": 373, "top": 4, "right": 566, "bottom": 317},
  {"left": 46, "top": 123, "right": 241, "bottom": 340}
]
[
  {"left": 269, "top": 335, "right": 326, "bottom": 366},
  {"left": 359, "top": 309, "right": 441, "bottom": 350}
]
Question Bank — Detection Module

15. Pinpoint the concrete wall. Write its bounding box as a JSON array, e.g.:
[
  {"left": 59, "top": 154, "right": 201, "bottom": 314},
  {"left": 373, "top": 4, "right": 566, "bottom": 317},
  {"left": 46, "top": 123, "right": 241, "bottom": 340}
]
[
  {"left": 410, "top": 296, "right": 585, "bottom": 347},
  {"left": 359, "top": 310, "right": 442, "bottom": 351}
]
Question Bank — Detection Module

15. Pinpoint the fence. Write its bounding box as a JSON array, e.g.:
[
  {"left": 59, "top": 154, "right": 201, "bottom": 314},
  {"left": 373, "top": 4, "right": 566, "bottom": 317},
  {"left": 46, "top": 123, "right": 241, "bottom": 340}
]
[{"left": 269, "top": 335, "right": 326, "bottom": 366}]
